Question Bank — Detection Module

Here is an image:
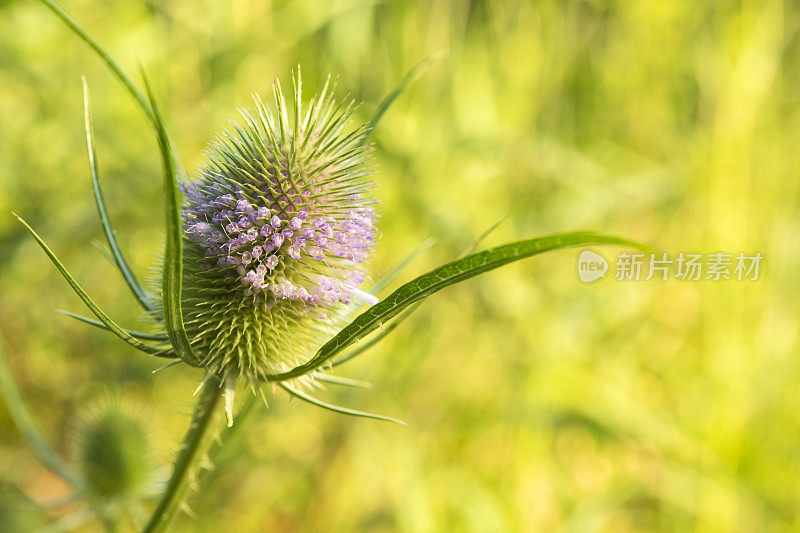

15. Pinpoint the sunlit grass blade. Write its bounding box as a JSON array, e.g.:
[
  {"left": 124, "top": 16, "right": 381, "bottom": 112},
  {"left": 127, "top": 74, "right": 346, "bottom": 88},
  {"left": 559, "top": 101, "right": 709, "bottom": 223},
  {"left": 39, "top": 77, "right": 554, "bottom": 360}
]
[
  {"left": 199, "top": 394, "right": 260, "bottom": 487},
  {"left": 40, "top": 506, "right": 93, "bottom": 533},
  {"left": 90, "top": 239, "right": 114, "bottom": 264},
  {"left": 83, "top": 79, "right": 155, "bottom": 314},
  {"left": 0, "top": 331, "right": 81, "bottom": 486},
  {"left": 314, "top": 374, "right": 375, "bottom": 390},
  {"left": 337, "top": 219, "right": 507, "bottom": 367},
  {"left": 141, "top": 70, "right": 203, "bottom": 367},
  {"left": 332, "top": 303, "right": 418, "bottom": 368},
  {"left": 342, "top": 238, "right": 433, "bottom": 321},
  {"left": 36, "top": 0, "right": 152, "bottom": 122},
  {"left": 13, "top": 214, "right": 174, "bottom": 358},
  {"left": 361, "top": 53, "right": 443, "bottom": 143},
  {"left": 269, "top": 232, "right": 649, "bottom": 381},
  {"left": 55, "top": 309, "right": 168, "bottom": 342},
  {"left": 279, "top": 383, "right": 405, "bottom": 425},
  {"left": 460, "top": 215, "right": 508, "bottom": 258},
  {"left": 370, "top": 237, "right": 434, "bottom": 295}
]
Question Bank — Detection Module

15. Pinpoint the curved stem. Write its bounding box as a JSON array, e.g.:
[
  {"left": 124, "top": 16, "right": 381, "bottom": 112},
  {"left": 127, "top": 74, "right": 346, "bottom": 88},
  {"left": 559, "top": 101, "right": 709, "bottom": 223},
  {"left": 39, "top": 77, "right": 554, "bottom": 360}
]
[
  {"left": 144, "top": 380, "right": 223, "bottom": 533},
  {"left": 36, "top": 0, "right": 153, "bottom": 122}
]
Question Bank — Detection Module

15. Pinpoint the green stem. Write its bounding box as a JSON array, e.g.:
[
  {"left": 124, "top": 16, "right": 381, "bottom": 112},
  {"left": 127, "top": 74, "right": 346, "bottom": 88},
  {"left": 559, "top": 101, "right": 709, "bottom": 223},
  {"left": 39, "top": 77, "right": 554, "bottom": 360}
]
[
  {"left": 144, "top": 381, "right": 223, "bottom": 533},
  {"left": 36, "top": 0, "right": 153, "bottom": 122},
  {"left": 0, "top": 330, "right": 81, "bottom": 486}
]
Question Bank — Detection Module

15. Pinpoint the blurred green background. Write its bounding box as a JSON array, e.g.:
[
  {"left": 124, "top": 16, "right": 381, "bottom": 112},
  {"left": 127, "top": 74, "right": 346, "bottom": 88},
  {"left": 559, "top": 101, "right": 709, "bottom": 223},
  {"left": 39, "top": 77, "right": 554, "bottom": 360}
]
[{"left": 1, "top": 0, "right": 799, "bottom": 531}]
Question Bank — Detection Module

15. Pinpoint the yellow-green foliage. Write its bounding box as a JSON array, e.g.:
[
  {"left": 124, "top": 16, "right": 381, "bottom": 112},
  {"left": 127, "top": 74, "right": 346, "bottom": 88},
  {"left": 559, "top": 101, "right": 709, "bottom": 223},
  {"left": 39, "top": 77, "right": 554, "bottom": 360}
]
[{"left": 0, "top": 0, "right": 797, "bottom": 531}]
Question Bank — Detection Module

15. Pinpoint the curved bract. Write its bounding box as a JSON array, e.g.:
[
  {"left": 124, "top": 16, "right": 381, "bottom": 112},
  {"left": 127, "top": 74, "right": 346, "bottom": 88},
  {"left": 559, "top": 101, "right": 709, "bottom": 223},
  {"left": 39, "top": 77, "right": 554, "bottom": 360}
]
[{"left": 268, "top": 231, "right": 650, "bottom": 381}]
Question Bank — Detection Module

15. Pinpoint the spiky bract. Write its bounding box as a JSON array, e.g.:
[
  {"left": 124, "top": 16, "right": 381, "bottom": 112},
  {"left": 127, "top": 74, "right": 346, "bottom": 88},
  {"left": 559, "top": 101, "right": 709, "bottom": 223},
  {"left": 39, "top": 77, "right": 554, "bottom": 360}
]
[{"left": 179, "top": 72, "right": 377, "bottom": 386}]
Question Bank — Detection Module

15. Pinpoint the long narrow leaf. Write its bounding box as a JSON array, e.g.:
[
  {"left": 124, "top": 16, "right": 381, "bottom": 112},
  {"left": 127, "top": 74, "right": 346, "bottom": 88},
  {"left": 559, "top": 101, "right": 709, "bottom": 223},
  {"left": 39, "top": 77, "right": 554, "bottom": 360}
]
[
  {"left": 361, "top": 53, "right": 442, "bottom": 143},
  {"left": 341, "top": 238, "right": 433, "bottom": 321},
  {"left": 268, "top": 232, "right": 649, "bottom": 381},
  {"left": 56, "top": 309, "right": 168, "bottom": 342},
  {"left": 0, "top": 330, "right": 81, "bottom": 485},
  {"left": 141, "top": 72, "right": 203, "bottom": 367},
  {"left": 36, "top": 0, "right": 152, "bottom": 122},
  {"left": 279, "top": 383, "right": 405, "bottom": 425},
  {"left": 337, "top": 219, "right": 507, "bottom": 367},
  {"left": 13, "top": 214, "right": 173, "bottom": 358},
  {"left": 83, "top": 79, "right": 155, "bottom": 313},
  {"left": 38, "top": 1, "right": 181, "bottom": 195},
  {"left": 332, "top": 303, "right": 419, "bottom": 368},
  {"left": 370, "top": 237, "right": 434, "bottom": 296}
]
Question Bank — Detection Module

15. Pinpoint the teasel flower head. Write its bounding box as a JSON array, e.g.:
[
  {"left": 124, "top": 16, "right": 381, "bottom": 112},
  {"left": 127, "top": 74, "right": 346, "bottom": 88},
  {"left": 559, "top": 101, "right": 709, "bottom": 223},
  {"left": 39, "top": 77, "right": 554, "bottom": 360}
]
[
  {"left": 73, "top": 401, "right": 158, "bottom": 516},
  {"left": 178, "top": 71, "right": 378, "bottom": 393}
]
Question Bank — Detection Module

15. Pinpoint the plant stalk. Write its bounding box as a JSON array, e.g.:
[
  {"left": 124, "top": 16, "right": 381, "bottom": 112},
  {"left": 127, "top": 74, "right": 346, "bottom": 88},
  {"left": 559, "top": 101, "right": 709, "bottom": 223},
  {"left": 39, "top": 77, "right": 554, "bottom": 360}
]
[
  {"left": 0, "top": 330, "right": 81, "bottom": 486},
  {"left": 144, "top": 380, "right": 223, "bottom": 533}
]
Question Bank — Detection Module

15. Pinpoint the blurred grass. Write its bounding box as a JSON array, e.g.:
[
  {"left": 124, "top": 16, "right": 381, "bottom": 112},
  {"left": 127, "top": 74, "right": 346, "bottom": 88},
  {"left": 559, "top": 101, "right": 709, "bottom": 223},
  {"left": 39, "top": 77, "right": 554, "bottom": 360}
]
[{"left": 1, "top": 0, "right": 799, "bottom": 531}]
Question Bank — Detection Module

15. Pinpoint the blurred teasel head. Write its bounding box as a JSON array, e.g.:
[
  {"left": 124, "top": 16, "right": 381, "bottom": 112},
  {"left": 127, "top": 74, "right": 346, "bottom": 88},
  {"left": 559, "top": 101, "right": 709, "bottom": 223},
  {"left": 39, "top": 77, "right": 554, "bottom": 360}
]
[
  {"left": 73, "top": 401, "right": 158, "bottom": 518},
  {"left": 177, "top": 71, "right": 378, "bottom": 389}
]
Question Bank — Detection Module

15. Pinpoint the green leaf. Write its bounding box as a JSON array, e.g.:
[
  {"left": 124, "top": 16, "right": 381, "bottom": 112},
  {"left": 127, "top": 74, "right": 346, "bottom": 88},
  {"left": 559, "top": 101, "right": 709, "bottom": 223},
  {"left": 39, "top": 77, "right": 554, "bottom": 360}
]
[
  {"left": 141, "top": 71, "right": 204, "bottom": 367},
  {"left": 370, "top": 237, "right": 434, "bottom": 296},
  {"left": 0, "top": 331, "right": 80, "bottom": 486},
  {"left": 36, "top": 0, "right": 153, "bottom": 123},
  {"left": 279, "top": 383, "right": 405, "bottom": 425},
  {"left": 268, "top": 231, "right": 649, "bottom": 381},
  {"left": 13, "top": 214, "right": 173, "bottom": 358},
  {"left": 340, "top": 238, "right": 433, "bottom": 324},
  {"left": 55, "top": 309, "right": 168, "bottom": 342},
  {"left": 332, "top": 303, "right": 418, "bottom": 368},
  {"left": 83, "top": 79, "right": 155, "bottom": 314},
  {"left": 362, "top": 53, "right": 443, "bottom": 143},
  {"left": 336, "top": 218, "right": 506, "bottom": 367}
]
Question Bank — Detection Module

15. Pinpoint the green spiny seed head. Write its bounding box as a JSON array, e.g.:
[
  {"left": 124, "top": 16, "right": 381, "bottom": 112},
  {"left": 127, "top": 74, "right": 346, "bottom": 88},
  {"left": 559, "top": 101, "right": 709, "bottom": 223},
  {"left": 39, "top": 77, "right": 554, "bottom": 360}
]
[
  {"left": 179, "top": 71, "right": 378, "bottom": 387},
  {"left": 74, "top": 402, "right": 157, "bottom": 505}
]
